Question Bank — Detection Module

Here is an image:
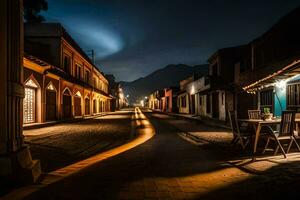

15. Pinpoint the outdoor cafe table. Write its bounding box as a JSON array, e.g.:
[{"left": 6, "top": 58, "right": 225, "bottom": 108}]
[{"left": 238, "top": 118, "right": 300, "bottom": 161}]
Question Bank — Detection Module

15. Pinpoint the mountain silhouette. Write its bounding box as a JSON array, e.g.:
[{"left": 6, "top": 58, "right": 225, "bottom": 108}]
[{"left": 120, "top": 64, "right": 208, "bottom": 103}]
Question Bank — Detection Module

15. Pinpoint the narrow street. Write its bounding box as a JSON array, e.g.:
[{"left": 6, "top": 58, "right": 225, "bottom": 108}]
[
  {"left": 24, "top": 109, "right": 135, "bottom": 172},
  {"left": 20, "top": 110, "right": 300, "bottom": 200}
]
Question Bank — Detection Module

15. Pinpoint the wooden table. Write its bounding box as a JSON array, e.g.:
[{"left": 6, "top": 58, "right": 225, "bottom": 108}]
[{"left": 238, "top": 118, "right": 300, "bottom": 161}]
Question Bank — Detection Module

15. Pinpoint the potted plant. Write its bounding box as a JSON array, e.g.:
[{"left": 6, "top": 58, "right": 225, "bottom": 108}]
[{"left": 262, "top": 108, "right": 273, "bottom": 120}]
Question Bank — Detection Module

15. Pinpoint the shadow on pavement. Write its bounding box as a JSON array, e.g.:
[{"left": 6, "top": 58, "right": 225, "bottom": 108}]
[{"left": 21, "top": 111, "right": 300, "bottom": 200}]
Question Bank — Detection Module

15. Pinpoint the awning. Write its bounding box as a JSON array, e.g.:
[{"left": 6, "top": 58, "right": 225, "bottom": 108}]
[{"left": 243, "top": 59, "right": 300, "bottom": 93}]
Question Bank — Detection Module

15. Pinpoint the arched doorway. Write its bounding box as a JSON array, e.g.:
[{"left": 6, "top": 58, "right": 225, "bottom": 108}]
[
  {"left": 85, "top": 97, "right": 90, "bottom": 115},
  {"left": 45, "top": 82, "right": 57, "bottom": 121},
  {"left": 74, "top": 91, "right": 82, "bottom": 116},
  {"left": 62, "top": 88, "right": 72, "bottom": 119},
  {"left": 24, "top": 79, "right": 39, "bottom": 124}
]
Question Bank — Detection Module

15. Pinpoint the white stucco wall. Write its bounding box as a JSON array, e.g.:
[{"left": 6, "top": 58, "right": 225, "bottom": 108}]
[{"left": 178, "top": 93, "right": 189, "bottom": 114}]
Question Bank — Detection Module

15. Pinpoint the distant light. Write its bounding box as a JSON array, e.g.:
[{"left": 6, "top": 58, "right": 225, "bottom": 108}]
[
  {"left": 126, "top": 95, "right": 129, "bottom": 98},
  {"left": 140, "top": 100, "right": 144, "bottom": 107},
  {"left": 145, "top": 96, "right": 148, "bottom": 99}
]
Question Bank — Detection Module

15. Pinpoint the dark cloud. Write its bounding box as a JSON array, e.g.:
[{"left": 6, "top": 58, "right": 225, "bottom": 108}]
[{"left": 44, "top": 0, "right": 300, "bottom": 81}]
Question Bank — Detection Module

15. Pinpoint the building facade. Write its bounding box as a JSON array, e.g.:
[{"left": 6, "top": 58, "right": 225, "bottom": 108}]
[
  {"left": 237, "top": 6, "right": 300, "bottom": 117},
  {"left": 164, "top": 87, "right": 179, "bottom": 113},
  {"left": 203, "top": 45, "right": 250, "bottom": 121},
  {"left": 23, "top": 23, "right": 111, "bottom": 125},
  {"left": 186, "top": 77, "right": 210, "bottom": 117}
]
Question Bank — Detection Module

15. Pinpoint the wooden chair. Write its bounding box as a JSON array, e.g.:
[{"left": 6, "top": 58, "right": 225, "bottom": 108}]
[
  {"left": 248, "top": 110, "right": 261, "bottom": 119},
  {"left": 228, "top": 110, "right": 251, "bottom": 150},
  {"left": 263, "top": 111, "right": 300, "bottom": 158}
]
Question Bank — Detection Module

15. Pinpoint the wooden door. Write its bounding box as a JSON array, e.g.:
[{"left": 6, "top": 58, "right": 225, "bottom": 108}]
[
  {"left": 212, "top": 92, "right": 219, "bottom": 119},
  {"left": 85, "top": 98, "right": 90, "bottom": 115},
  {"left": 63, "top": 94, "right": 72, "bottom": 119},
  {"left": 191, "top": 94, "right": 195, "bottom": 114},
  {"left": 46, "top": 90, "right": 56, "bottom": 121},
  {"left": 74, "top": 96, "right": 81, "bottom": 116}
]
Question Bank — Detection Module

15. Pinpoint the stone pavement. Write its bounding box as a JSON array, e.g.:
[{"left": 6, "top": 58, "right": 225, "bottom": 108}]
[
  {"left": 24, "top": 110, "right": 135, "bottom": 172},
  {"left": 17, "top": 110, "right": 300, "bottom": 200}
]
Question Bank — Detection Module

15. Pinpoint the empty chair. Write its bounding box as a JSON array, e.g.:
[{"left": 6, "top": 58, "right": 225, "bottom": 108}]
[
  {"left": 248, "top": 110, "right": 261, "bottom": 119},
  {"left": 228, "top": 110, "right": 251, "bottom": 150},
  {"left": 263, "top": 111, "right": 300, "bottom": 158}
]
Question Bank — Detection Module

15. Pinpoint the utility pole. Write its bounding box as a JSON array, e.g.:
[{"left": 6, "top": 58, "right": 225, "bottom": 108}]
[{"left": 86, "top": 49, "right": 95, "bottom": 64}]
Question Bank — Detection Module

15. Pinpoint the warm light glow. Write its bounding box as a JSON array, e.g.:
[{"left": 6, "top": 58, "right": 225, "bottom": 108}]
[
  {"left": 24, "top": 87, "right": 35, "bottom": 124},
  {"left": 47, "top": 82, "right": 55, "bottom": 91},
  {"left": 75, "top": 91, "right": 82, "bottom": 97},
  {"left": 25, "top": 79, "right": 38, "bottom": 88},
  {"left": 191, "top": 85, "right": 195, "bottom": 94},
  {"left": 140, "top": 100, "right": 144, "bottom": 107},
  {"left": 49, "top": 107, "right": 155, "bottom": 178},
  {"left": 145, "top": 96, "right": 148, "bottom": 99},
  {"left": 275, "top": 79, "right": 287, "bottom": 90}
]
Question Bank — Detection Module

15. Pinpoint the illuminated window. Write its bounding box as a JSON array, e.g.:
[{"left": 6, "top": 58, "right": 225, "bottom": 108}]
[
  {"left": 25, "top": 79, "right": 38, "bottom": 88},
  {"left": 24, "top": 84, "right": 36, "bottom": 123},
  {"left": 75, "top": 91, "right": 81, "bottom": 97},
  {"left": 47, "top": 82, "right": 55, "bottom": 91}
]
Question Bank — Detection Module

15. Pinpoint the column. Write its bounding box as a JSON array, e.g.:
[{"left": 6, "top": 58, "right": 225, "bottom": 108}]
[{"left": 0, "top": 0, "right": 41, "bottom": 183}]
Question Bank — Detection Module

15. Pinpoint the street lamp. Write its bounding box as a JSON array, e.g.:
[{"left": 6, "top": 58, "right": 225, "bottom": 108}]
[{"left": 145, "top": 96, "right": 148, "bottom": 99}]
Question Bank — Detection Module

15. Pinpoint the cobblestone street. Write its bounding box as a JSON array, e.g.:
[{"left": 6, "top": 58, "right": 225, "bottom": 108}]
[
  {"left": 24, "top": 110, "right": 135, "bottom": 172},
  {"left": 15, "top": 110, "right": 300, "bottom": 200}
]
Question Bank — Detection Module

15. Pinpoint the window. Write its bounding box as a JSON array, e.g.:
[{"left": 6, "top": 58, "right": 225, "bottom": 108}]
[
  {"left": 85, "top": 70, "right": 90, "bottom": 84},
  {"left": 24, "top": 79, "right": 39, "bottom": 124},
  {"left": 181, "top": 95, "right": 186, "bottom": 108},
  {"left": 75, "top": 64, "right": 82, "bottom": 79},
  {"left": 287, "top": 83, "right": 300, "bottom": 111},
  {"left": 260, "top": 89, "right": 273, "bottom": 112},
  {"left": 63, "top": 55, "right": 71, "bottom": 73}
]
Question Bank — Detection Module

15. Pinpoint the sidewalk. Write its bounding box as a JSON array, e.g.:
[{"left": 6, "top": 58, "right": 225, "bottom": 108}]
[
  {"left": 23, "top": 112, "right": 112, "bottom": 130},
  {"left": 152, "top": 109, "right": 230, "bottom": 129},
  {"left": 150, "top": 112, "right": 300, "bottom": 176}
]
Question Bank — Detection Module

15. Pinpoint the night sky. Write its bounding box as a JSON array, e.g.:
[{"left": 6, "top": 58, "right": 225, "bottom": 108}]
[{"left": 43, "top": 0, "right": 300, "bottom": 82}]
